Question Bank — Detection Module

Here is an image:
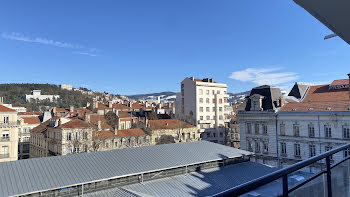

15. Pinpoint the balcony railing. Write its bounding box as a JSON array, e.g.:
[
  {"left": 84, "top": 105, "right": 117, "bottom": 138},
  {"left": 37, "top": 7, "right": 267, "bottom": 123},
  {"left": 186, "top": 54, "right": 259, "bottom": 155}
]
[
  {"left": 214, "top": 142, "right": 350, "bottom": 197},
  {"left": 0, "top": 137, "right": 10, "bottom": 142},
  {"left": 0, "top": 122, "right": 18, "bottom": 126},
  {"left": 0, "top": 154, "right": 9, "bottom": 159}
]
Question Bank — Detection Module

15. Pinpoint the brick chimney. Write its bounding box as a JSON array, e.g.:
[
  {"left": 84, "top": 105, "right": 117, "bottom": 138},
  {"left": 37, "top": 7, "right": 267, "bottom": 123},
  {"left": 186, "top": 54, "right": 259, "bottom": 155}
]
[{"left": 348, "top": 73, "right": 350, "bottom": 99}]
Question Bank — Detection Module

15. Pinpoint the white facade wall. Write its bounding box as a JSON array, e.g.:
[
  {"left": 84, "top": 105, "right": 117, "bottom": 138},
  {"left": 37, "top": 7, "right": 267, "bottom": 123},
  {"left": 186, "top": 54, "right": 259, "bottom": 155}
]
[
  {"left": 176, "top": 78, "right": 229, "bottom": 144},
  {"left": 239, "top": 111, "right": 350, "bottom": 168}
]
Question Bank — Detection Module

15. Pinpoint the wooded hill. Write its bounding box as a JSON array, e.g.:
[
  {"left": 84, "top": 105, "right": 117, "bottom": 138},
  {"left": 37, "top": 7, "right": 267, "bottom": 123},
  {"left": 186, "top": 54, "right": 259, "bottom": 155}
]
[{"left": 0, "top": 84, "right": 93, "bottom": 111}]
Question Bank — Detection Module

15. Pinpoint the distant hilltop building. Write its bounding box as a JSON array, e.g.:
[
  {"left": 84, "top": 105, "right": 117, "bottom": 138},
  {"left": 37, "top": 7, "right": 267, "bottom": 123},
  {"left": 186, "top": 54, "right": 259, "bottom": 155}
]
[
  {"left": 25, "top": 90, "right": 60, "bottom": 102},
  {"left": 60, "top": 84, "right": 73, "bottom": 91}
]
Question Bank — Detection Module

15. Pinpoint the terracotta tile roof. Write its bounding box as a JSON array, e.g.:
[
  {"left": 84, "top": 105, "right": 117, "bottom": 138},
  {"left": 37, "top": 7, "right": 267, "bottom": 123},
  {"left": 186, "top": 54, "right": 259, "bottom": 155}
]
[
  {"left": 117, "top": 128, "right": 146, "bottom": 137},
  {"left": 89, "top": 114, "right": 112, "bottom": 130},
  {"left": 18, "top": 111, "right": 42, "bottom": 116},
  {"left": 0, "top": 105, "right": 16, "bottom": 112},
  {"left": 31, "top": 120, "right": 50, "bottom": 133},
  {"left": 56, "top": 108, "right": 69, "bottom": 112},
  {"left": 280, "top": 85, "right": 350, "bottom": 112},
  {"left": 97, "top": 103, "right": 109, "bottom": 109},
  {"left": 60, "top": 119, "right": 92, "bottom": 129},
  {"left": 95, "top": 128, "right": 146, "bottom": 139},
  {"left": 118, "top": 111, "right": 133, "bottom": 118},
  {"left": 112, "top": 104, "right": 132, "bottom": 110},
  {"left": 148, "top": 119, "right": 195, "bottom": 130},
  {"left": 330, "top": 79, "right": 349, "bottom": 86},
  {"left": 22, "top": 117, "right": 41, "bottom": 124}
]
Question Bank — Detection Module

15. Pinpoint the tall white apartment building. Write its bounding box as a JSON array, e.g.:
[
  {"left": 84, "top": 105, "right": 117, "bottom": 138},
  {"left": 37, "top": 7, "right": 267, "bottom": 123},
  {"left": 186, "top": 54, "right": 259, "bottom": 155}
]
[{"left": 175, "top": 77, "right": 230, "bottom": 144}]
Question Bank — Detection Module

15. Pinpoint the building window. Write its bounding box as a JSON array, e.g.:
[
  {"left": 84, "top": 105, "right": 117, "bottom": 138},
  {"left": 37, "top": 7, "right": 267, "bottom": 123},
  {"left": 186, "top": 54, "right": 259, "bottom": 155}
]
[
  {"left": 280, "top": 124, "right": 286, "bottom": 136},
  {"left": 199, "top": 98, "right": 203, "bottom": 103},
  {"left": 281, "top": 142, "right": 287, "bottom": 156},
  {"left": 344, "top": 148, "right": 350, "bottom": 158},
  {"left": 199, "top": 89, "right": 203, "bottom": 95},
  {"left": 2, "top": 131, "right": 9, "bottom": 140},
  {"left": 83, "top": 132, "right": 88, "bottom": 140},
  {"left": 325, "top": 146, "right": 333, "bottom": 160},
  {"left": 74, "top": 132, "right": 79, "bottom": 140},
  {"left": 212, "top": 99, "right": 215, "bottom": 103},
  {"left": 247, "top": 123, "right": 252, "bottom": 134},
  {"left": 206, "top": 116, "right": 210, "bottom": 120},
  {"left": 219, "top": 115, "right": 223, "bottom": 120},
  {"left": 293, "top": 124, "right": 300, "bottom": 137},
  {"left": 263, "top": 141, "right": 269, "bottom": 154},
  {"left": 255, "top": 124, "right": 259, "bottom": 134},
  {"left": 247, "top": 140, "right": 253, "bottom": 151},
  {"left": 83, "top": 144, "right": 88, "bottom": 152},
  {"left": 219, "top": 107, "right": 222, "bottom": 112},
  {"left": 295, "top": 144, "right": 301, "bottom": 157},
  {"left": 212, "top": 107, "right": 216, "bottom": 112},
  {"left": 206, "top": 98, "right": 209, "bottom": 104},
  {"left": 325, "top": 125, "right": 332, "bottom": 138},
  {"left": 309, "top": 124, "right": 315, "bottom": 137},
  {"left": 199, "top": 107, "right": 203, "bottom": 112},
  {"left": 219, "top": 99, "right": 222, "bottom": 104},
  {"left": 1, "top": 146, "right": 9, "bottom": 157},
  {"left": 217, "top": 90, "right": 220, "bottom": 94},
  {"left": 343, "top": 126, "right": 350, "bottom": 139},
  {"left": 309, "top": 144, "right": 316, "bottom": 157},
  {"left": 74, "top": 146, "right": 79, "bottom": 153},
  {"left": 255, "top": 141, "right": 260, "bottom": 153},
  {"left": 206, "top": 90, "right": 210, "bottom": 95},
  {"left": 66, "top": 133, "right": 72, "bottom": 141},
  {"left": 263, "top": 124, "right": 268, "bottom": 135},
  {"left": 206, "top": 107, "right": 210, "bottom": 112},
  {"left": 3, "top": 116, "right": 9, "bottom": 124},
  {"left": 200, "top": 116, "right": 203, "bottom": 120}
]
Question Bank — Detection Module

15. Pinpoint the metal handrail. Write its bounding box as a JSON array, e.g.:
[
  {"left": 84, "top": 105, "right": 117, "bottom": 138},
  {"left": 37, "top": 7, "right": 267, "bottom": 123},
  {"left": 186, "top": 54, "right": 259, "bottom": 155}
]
[{"left": 214, "top": 142, "right": 350, "bottom": 197}]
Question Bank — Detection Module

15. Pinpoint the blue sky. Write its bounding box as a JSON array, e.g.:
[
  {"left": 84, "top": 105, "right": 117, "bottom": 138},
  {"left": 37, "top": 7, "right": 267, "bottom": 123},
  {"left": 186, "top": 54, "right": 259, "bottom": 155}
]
[{"left": 0, "top": 0, "right": 349, "bottom": 95}]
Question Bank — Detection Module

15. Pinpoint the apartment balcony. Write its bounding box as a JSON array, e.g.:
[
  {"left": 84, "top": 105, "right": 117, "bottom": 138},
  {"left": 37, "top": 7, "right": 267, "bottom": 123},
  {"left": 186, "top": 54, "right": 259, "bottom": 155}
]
[
  {"left": 0, "top": 154, "right": 9, "bottom": 159},
  {"left": 215, "top": 142, "right": 350, "bottom": 197},
  {"left": 0, "top": 122, "right": 19, "bottom": 127},
  {"left": 0, "top": 137, "right": 10, "bottom": 142}
]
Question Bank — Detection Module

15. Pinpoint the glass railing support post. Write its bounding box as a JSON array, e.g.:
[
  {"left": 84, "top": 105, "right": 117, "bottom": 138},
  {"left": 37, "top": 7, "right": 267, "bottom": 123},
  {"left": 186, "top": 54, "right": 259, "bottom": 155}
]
[
  {"left": 282, "top": 175, "right": 288, "bottom": 197},
  {"left": 326, "top": 156, "right": 332, "bottom": 197}
]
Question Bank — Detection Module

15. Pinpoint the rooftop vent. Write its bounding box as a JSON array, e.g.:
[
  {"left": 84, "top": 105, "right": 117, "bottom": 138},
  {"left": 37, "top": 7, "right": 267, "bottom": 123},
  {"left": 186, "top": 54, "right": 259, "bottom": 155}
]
[
  {"left": 292, "top": 108, "right": 297, "bottom": 111},
  {"left": 308, "top": 108, "right": 313, "bottom": 111},
  {"left": 326, "top": 107, "right": 332, "bottom": 111}
]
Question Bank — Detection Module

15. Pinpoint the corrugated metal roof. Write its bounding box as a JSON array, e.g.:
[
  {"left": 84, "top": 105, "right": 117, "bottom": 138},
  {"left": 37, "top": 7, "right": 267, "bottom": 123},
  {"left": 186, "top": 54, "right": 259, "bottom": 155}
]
[
  {"left": 0, "top": 141, "right": 252, "bottom": 197},
  {"left": 84, "top": 162, "right": 276, "bottom": 197}
]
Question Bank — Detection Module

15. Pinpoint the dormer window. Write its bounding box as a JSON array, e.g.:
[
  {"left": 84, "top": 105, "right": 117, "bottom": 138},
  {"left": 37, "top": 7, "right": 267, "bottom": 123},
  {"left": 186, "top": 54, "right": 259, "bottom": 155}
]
[{"left": 249, "top": 94, "right": 264, "bottom": 111}]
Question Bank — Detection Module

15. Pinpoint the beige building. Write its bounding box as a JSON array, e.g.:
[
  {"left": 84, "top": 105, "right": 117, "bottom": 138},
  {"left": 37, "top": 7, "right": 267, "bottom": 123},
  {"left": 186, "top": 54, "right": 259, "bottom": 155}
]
[
  {"left": 0, "top": 104, "right": 19, "bottom": 162},
  {"left": 18, "top": 116, "right": 41, "bottom": 159},
  {"left": 175, "top": 77, "right": 230, "bottom": 144},
  {"left": 147, "top": 119, "right": 199, "bottom": 145}
]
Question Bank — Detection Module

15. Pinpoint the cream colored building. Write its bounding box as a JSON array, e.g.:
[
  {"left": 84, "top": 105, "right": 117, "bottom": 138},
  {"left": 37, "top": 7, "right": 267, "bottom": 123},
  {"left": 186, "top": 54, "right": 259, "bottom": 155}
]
[
  {"left": 175, "top": 77, "right": 230, "bottom": 144},
  {"left": 0, "top": 104, "right": 19, "bottom": 162},
  {"left": 18, "top": 116, "right": 41, "bottom": 159},
  {"left": 147, "top": 119, "right": 199, "bottom": 145}
]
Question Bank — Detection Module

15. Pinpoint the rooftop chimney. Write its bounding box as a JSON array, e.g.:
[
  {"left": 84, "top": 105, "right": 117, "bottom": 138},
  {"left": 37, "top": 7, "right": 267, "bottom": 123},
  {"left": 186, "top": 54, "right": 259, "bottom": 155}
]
[
  {"left": 98, "top": 120, "right": 102, "bottom": 131},
  {"left": 114, "top": 126, "right": 118, "bottom": 135},
  {"left": 108, "top": 101, "right": 113, "bottom": 108},
  {"left": 69, "top": 105, "right": 74, "bottom": 112},
  {"left": 0, "top": 97, "right": 3, "bottom": 104},
  {"left": 348, "top": 73, "right": 350, "bottom": 99},
  {"left": 53, "top": 107, "right": 57, "bottom": 114},
  {"left": 85, "top": 113, "right": 90, "bottom": 123}
]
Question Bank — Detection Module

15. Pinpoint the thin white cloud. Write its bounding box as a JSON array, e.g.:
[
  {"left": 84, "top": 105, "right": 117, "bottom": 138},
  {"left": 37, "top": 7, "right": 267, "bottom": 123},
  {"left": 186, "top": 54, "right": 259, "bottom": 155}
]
[
  {"left": 73, "top": 51, "right": 97, "bottom": 57},
  {"left": 1, "top": 32, "right": 98, "bottom": 56},
  {"left": 229, "top": 68, "right": 299, "bottom": 86}
]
